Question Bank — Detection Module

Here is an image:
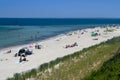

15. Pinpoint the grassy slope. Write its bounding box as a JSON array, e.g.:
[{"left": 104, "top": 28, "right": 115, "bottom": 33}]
[
  {"left": 85, "top": 48, "right": 120, "bottom": 80},
  {"left": 7, "top": 37, "right": 120, "bottom": 80},
  {"left": 38, "top": 44, "right": 119, "bottom": 80}
]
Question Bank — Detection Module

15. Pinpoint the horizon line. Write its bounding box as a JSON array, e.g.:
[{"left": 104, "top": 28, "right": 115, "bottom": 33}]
[{"left": 0, "top": 17, "right": 120, "bottom": 19}]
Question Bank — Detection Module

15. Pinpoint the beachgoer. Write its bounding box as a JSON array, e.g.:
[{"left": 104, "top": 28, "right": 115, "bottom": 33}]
[
  {"left": 19, "top": 57, "right": 22, "bottom": 62},
  {"left": 38, "top": 45, "right": 41, "bottom": 49},
  {"left": 7, "top": 50, "right": 11, "bottom": 53},
  {"left": 35, "top": 45, "right": 38, "bottom": 49},
  {"left": 14, "top": 53, "right": 18, "bottom": 57},
  {"left": 23, "top": 57, "right": 26, "bottom": 61},
  {"left": 74, "top": 42, "right": 78, "bottom": 46}
]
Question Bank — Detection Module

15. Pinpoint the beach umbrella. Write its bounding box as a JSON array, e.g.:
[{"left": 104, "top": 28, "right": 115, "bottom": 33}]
[
  {"left": 18, "top": 48, "right": 26, "bottom": 56},
  {"left": 30, "top": 44, "right": 33, "bottom": 48},
  {"left": 27, "top": 44, "right": 33, "bottom": 49},
  {"left": 91, "top": 32, "right": 98, "bottom": 37},
  {"left": 19, "top": 48, "right": 25, "bottom": 53}
]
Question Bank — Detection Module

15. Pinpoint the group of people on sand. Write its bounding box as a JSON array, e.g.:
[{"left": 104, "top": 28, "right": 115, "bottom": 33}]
[
  {"left": 14, "top": 48, "right": 32, "bottom": 63},
  {"left": 65, "top": 42, "right": 78, "bottom": 48},
  {"left": 15, "top": 51, "right": 27, "bottom": 63},
  {"left": 18, "top": 49, "right": 28, "bottom": 63},
  {"left": 14, "top": 44, "right": 42, "bottom": 63},
  {"left": 35, "top": 44, "right": 41, "bottom": 49},
  {"left": 18, "top": 44, "right": 42, "bottom": 63}
]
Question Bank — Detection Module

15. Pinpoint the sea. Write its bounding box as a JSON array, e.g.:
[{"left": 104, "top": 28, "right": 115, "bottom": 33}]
[{"left": 0, "top": 18, "right": 120, "bottom": 49}]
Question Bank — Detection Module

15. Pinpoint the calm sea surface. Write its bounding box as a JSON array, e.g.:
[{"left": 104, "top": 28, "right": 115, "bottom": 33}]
[{"left": 0, "top": 18, "right": 120, "bottom": 48}]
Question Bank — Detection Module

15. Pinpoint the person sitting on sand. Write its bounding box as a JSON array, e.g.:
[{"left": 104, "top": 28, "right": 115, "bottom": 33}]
[
  {"left": 6, "top": 50, "right": 11, "bottom": 53},
  {"left": 19, "top": 56, "right": 27, "bottom": 62},
  {"left": 14, "top": 53, "right": 18, "bottom": 57},
  {"left": 65, "top": 45, "right": 70, "bottom": 48},
  {"left": 35, "top": 44, "right": 41, "bottom": 49},
  {"left": 74, "top": 42, "right": 78, "bottom": 46},
  {"left": 65, "top": 42, "right": 78, "bottom": 48},
  {"left": 23, "top": 56, "right": 26, "bottom": 61}
]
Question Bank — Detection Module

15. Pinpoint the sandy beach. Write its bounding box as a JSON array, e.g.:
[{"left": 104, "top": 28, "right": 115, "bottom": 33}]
[{"left": 0, "top": 27, "right": 120, "bottom": 80}]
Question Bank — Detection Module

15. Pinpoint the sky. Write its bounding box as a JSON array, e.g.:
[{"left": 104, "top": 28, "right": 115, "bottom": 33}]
[{"left": 0, "top": 0, "right": 120, "bottom": 18}]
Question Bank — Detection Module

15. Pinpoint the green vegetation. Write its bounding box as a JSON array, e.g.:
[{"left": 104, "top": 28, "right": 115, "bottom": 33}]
[
  {"left": 7, "top": 37, "right": 120, "bottom": 80},
  {"left": 85, "top": 47, "right": 120, "bottom": 80}
]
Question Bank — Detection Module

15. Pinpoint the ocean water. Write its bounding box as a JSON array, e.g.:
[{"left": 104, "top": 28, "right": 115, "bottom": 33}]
[{"left": 0, "top": 18, "right": 120, "bottom": 48}]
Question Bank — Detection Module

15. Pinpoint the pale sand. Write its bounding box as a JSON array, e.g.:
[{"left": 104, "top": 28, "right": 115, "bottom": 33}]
[{"left": 0, "top": 27, "right": 120, "bottom": 80}]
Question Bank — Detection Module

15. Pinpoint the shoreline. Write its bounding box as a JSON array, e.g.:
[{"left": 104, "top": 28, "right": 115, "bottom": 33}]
[
  {"left": 0, "top": 28, "right": 81, "bottom": 52},
  {"left": 0, "top": 26, "right": 120, "bottom": 80},
  {"left": 0, "top": 32, "right": 66, "bottom": 52}
]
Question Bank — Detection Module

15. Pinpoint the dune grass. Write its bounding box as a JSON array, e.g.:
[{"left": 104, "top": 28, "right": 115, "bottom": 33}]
[
  {"left": 84, "top": 47, "right": 120, "bottom": 80},
  {"left": 7, "top": 37, "right": 120, "bottom": 80}
]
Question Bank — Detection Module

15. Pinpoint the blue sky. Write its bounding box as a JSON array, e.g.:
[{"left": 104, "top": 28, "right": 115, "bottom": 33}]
[{"left": 0, "top": 0, "right": 120, "bottom": 18}]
